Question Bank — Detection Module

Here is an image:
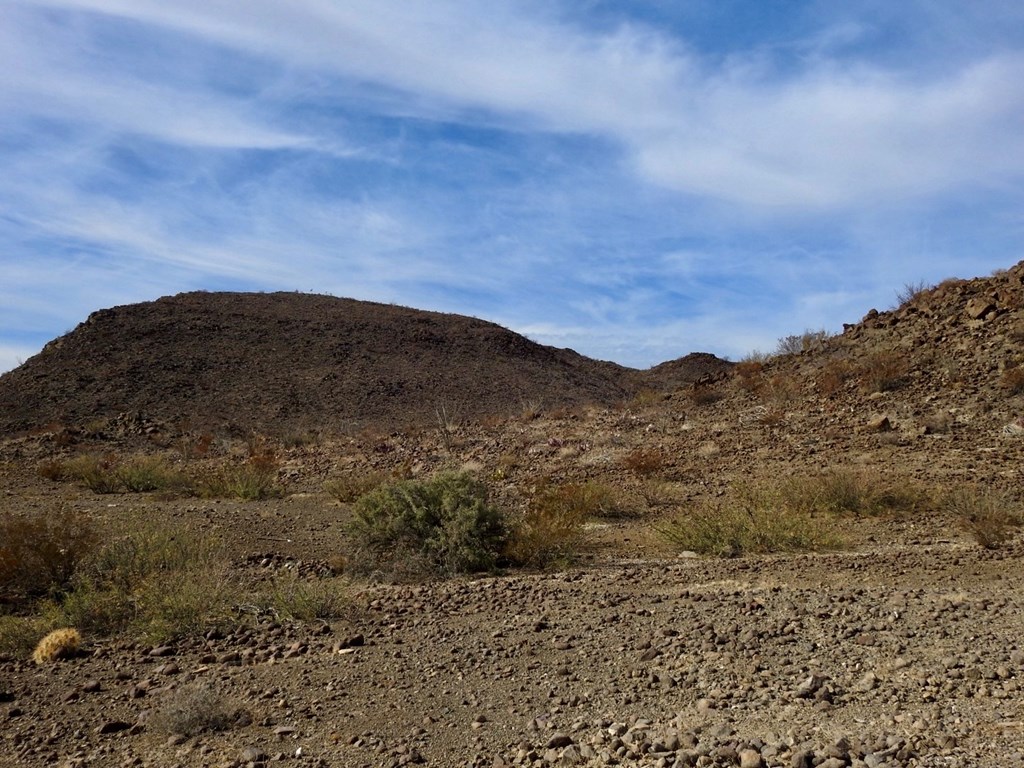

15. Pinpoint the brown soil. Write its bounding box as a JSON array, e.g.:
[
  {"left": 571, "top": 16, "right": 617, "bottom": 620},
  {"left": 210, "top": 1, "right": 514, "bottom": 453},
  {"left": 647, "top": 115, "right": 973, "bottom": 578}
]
[{"left": 2, "top": 263, "right": 1024, "bottom": 767}]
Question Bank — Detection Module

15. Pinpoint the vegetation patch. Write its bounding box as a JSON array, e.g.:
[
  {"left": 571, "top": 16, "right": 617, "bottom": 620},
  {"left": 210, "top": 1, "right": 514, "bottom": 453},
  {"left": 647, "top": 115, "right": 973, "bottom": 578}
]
[
  {"left": 199, "top": 455, "right": 283, "bottom": 500},
  {"left": 345, "top": 471, "right": 507, "bottom": 580},
  {"left": 945, "top": 487, "right": 1022, "bottom": 549},
  {"left": 504, "top": 481, "right": 612, "bottom": 567},
  {"left": 657, "top": 484, "right": 840, "bottom": 557},
  {"left": 324, "top": 471, "right": 390, "bottom": 503},
  {"left": 149, "top": 684, "right": 246, "bottom": 737}
]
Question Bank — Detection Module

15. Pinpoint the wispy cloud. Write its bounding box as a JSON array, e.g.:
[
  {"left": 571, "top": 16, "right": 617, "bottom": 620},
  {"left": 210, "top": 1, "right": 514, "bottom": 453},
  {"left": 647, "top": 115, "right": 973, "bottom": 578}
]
[{"left": 1, "top": 1, "right": 1022, "bottom": 373}]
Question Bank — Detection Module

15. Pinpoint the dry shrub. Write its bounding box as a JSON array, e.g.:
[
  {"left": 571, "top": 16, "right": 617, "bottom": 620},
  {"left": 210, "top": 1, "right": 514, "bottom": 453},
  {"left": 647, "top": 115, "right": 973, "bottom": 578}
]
[
  {"left": 621, "top": 449, "right": 664, "bottom": 478},
  {"left": 657, "top": 482, "right": 840, "bottom": 557},
  {"left": 200, "top": 455, "right": 282, "bottom": 500},
  {"left": 945, "top": 487, "right": 1022, "bottom": 549},
  {"left": 0, "top": 509, "right": 98, "bottom": 605},
  {"left": 780, "top": 469, "right": 925, "bottom": 518},
  {"left": 734, "top": 361, "right": 764, "bottom": 393},
  {"left": 505, "top": 483, "right": 592, "bottom": 568},
  {"left": 62, "top": 453, "right": 121, "bottom": 493},
  {"left": 689, "top": 385, "right": 724, "bottom": 406},
  {"left": 895, "top": 280, "right": 932, "bottom": 307},
  {"left": 324, "top": 471, "right": 389, "bottom": 503},
  {"left": 776, "top": 329, "right": 830, "bottom": 356},
  {"left": 759, "top": 374, "right": 801, "bottom": 409},
  {"left": 860, "top": 351, "right": 909, "bottom": 393},
  {"left": 149, "top": 684, "right": 246, "bottom": 737},
  {"left": 1000, "top": 367, "right": 1024, "bottom": 396},
  {"left": 817, "top": 358, "right": 856, "bottom": 396}
]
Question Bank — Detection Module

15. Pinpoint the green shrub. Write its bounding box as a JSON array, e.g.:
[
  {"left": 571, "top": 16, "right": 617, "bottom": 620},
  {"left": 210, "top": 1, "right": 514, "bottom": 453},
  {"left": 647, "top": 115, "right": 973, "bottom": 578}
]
[{"left": 346, "top": 471, "right": 507, "bottom": 580}]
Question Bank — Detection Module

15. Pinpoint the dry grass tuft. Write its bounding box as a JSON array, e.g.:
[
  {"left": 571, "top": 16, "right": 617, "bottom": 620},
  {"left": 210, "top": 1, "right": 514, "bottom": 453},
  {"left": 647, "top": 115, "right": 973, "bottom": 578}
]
[
  {"left": 945, "top": 487, "right": 1022, "bottom": 549},
  {"left": 149, "top": 684, "right": 246, "bottom": 737}
]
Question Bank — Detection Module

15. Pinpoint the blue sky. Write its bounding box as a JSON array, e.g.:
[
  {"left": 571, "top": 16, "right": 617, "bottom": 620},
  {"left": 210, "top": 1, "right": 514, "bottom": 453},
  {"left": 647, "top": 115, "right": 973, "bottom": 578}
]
[{"left": 2, "top": 1, "right": 1023, "bottom": 372}]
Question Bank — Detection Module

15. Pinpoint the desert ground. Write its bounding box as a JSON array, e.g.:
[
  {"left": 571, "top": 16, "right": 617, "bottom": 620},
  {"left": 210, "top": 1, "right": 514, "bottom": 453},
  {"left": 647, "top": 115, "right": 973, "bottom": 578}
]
[{"left": 3, "top": 265, "right": 1024, "bottom": 767}]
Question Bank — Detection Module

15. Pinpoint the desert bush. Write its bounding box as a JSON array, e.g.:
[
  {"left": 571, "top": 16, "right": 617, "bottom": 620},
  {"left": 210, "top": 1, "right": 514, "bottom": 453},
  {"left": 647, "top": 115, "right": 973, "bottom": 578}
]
[
  {"left": 116, "top": 455, "right": 191, "bottom": 493},
  {"left": 62, "top": 453, "right": 121, "bottom": 493},
  {"left": 324, "top": 471, "right": 390, "bottom": 503},
  {"left": 945, "top": 488, "right": 1022, "bottom": 549},
  {"left": 48, "top": 523, "right": 234, "bottom": 641},
  {"left": 779, "top": 469, "right": 925, "bottom": 518},
  {"left": 0, "top": 509, "right": 98, "bottom": 604},
  {"left": 657, "top": 483, "right": 839, "bottom": 557},
  {"left": 1000, "top": 366, "right": 1024, "bottom": 396},
  {"left": 776, "top": 329, "right": 830, "bottom": 356},
  {"left": 816, "top": 358, "right": 856, "bottom": 396},
  {"left": 734, "top": 360, "right": 765, "bottom": 393},
  {"left": 200, "top": 455, "right": 282, "bottom": 500},
  {"left": 859, "top": 350, "right": 909, "bottom": 393},
  {"left": 621, "top": 449, "right": 664, "bottom": 478},
  {"left": 258, "top": 573, "right": 349, "bottom": 621},
  {"left": 346, "top": 471, "right": 507, "bottom": 580},
  {"left": 689, "top": 385, "right": 724, "bottom": 406},
  {"left": 895, "top": 280, "right": 932, "bottom": 307},
  {"left": 149, "top": 684, "right": 243, "bottom": 737}
]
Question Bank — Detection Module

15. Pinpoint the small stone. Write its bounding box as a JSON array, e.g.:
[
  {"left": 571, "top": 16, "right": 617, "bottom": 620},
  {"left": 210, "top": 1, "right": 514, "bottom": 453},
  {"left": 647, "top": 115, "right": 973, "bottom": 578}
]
[
  {"left": 739, "top": 748, "right": 764, "bottom": 768},
  {"left": 96, "top": 720, "right": 132, "bottom": 735},
  {"left": 82, "top": 680, "right": 102, "bottom": 693},
  {"left": 240, "top": 746, "right": 266, "bottom": 762},
  {"left": 148, "top": 646, "right": 175, "bottom": 658},
  {"left": 546, "top": 734, "right": 573, "bottom": 749},
  {"left": 866, "top": 415, "right": 891, "bottom": 432}
]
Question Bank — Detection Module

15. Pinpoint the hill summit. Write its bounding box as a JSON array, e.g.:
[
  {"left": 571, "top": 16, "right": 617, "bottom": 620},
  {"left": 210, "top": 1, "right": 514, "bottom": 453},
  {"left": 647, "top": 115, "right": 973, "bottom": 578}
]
[{"left": 0, "top": 292, "right": 728, "bottom": 436}]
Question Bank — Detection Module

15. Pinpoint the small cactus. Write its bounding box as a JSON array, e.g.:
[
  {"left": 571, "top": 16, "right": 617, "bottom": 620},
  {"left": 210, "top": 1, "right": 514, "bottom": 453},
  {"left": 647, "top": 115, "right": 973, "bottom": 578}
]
[{"left": 32, "top": 628, "right": 81, "bottom": 665}]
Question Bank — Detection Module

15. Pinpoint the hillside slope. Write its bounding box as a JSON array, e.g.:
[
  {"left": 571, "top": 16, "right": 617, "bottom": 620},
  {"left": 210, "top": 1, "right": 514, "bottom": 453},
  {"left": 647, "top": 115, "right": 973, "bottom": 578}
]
[{"left": 0, "top": 292, "right": 728, "bottom": 436}]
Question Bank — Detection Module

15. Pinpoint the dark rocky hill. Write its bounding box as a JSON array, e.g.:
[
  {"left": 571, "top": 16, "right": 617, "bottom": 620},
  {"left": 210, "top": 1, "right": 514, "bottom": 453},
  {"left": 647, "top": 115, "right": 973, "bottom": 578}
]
[{"left": 0, "top": 292, "right": 728, "bottom": 436}]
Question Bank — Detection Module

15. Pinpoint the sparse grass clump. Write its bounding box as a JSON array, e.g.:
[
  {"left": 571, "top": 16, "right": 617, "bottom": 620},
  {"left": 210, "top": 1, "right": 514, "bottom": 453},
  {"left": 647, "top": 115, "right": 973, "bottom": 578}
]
[
  {"left": 945, "top": 487, "right": 1022, "bottom": 549},
  {"left": 200, "top": 456, "right": 282, "bottom": 500},
  {"left": 657, "top": 469, "right": 925, "bottom": 558},
  {"left": 62, "top": 453, "right": 121, "bottom": 493},
  {"left": 258, "top": 573, "right": 349, "bottom": 621},
  {"left": 48, "top": 523, "right": 234, "bottom": 642},
  {"left": 116, "top": 456, "right": 191, "bottom": 493},
  {"left": 324, "top": 471, "right": 390, "bottom": 503},
  {"left": 860, "top": 350, "right": 909, "bottom": 393},
  {"left": 504, "top": 481, "right": 615, "bottom": 567},
  {"left": 345, "top": 471, "right": 507, "bottom": 580},
  {"left": 657, "top": 482, "right": 839, "bottom": 558},
  {"left": 780, "top": 469, "right": 926, "bottom": 518},
  {"left": 149, "top": 684, "right": 244, "bottom": 737}
]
